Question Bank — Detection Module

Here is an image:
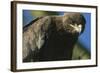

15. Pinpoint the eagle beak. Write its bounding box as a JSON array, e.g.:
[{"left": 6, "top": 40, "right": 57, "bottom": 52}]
[{"left": 70, "top": 24, "right": 82, "bottom": 34}]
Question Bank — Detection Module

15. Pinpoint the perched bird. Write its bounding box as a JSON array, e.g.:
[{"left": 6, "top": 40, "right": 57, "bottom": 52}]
[{"left": 23, "top": 12, "right": 86, "bottom": 62}]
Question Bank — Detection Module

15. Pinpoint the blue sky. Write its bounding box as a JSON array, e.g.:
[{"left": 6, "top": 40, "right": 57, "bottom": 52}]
[{"left": 78, "top": 13, "right": 91, "bottom": 51}]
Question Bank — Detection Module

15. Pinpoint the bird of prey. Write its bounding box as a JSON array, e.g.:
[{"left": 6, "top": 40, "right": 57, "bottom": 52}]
[{"left": 23, "top": 12, "right": 86, "bottom": 62}]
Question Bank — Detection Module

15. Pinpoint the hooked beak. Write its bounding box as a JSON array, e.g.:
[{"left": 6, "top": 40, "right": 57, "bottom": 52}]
[{"left": 69, "top": 24, "right": 82, "bottom": 34}]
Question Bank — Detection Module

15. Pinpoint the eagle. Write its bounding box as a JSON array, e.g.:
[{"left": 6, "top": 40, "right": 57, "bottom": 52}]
[{"left": 23, "top": 13, "right": 86, "bottom": 62}]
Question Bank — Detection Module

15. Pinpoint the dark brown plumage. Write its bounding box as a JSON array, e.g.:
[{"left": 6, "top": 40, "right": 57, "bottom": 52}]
[{"left": 23, "top": 13, "right": 86, "bottom": 62}]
